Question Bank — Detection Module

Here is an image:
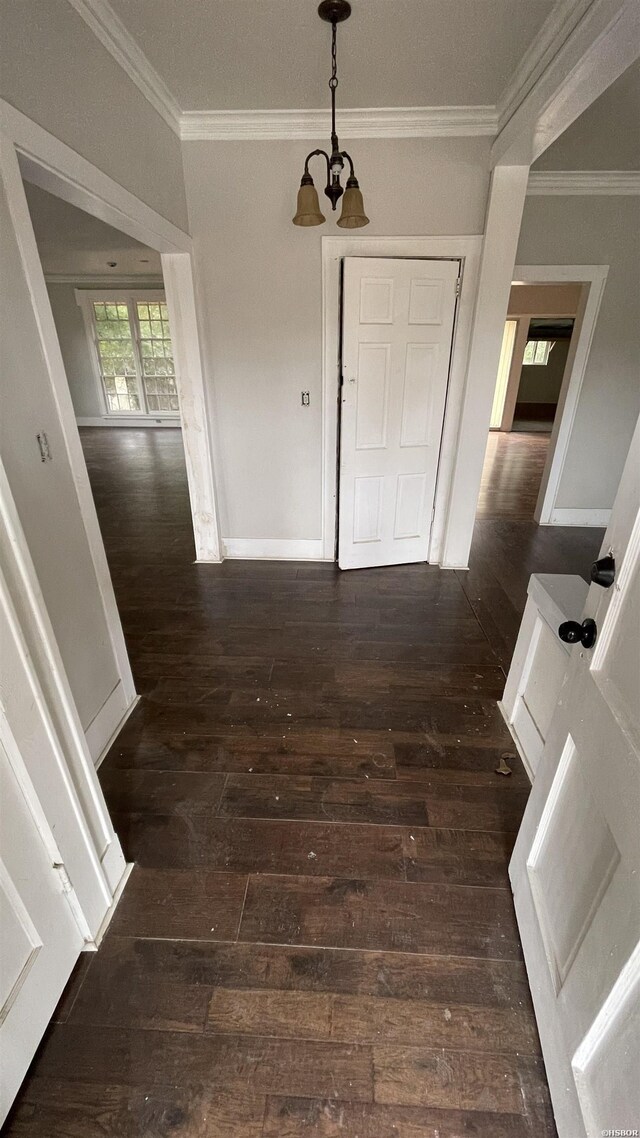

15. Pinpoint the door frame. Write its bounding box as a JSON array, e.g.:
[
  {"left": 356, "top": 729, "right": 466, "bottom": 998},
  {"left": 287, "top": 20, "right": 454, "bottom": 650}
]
[
  {"left": 511, "top": 264, "right": 609, "bottom": 525},
  {"left": 1, "top": 98, "right": 221, "bottom": 760},
  {"left": 0, "top": 458, "right": 129, "bottom": 942},
  {"left": 322, "top": 235, "right": 482, "bottom": 565},
  {"left": 0, "top": 98, "right": 221, "bottom": 575}
]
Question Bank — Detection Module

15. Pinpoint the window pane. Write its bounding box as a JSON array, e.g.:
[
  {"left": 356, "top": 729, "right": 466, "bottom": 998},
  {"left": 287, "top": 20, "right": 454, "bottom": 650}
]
[
  {"left": 136, "top": 297, "right": 177, "bottom": 413},
  {"left": 91, "top": 300, "right": 142, "bottom": 414}
]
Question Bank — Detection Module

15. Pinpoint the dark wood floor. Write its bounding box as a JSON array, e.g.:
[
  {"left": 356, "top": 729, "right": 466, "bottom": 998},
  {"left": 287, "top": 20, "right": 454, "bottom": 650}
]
[
  {"left": 477, "top": 431, "right": 550, "bottom": 520},
  {"left": 6, "top": 428, "right": 603, "bottom": 1137}
]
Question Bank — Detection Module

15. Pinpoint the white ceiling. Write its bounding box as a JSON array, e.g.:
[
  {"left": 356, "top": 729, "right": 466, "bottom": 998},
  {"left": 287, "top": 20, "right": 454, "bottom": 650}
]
[
  {"left": 106, "top": 0, "right": 555, "bottom": 110},
  {"left": 23, "top": 181, "right": 162, "bottom": 277},
  {"left": 534, "top": 59, "right": 640, "bottom": 170}
]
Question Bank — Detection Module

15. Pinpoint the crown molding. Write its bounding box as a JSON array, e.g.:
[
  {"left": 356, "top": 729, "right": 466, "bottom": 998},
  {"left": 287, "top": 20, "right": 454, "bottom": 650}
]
[
  {"left": 179, "top": 105, "right": 499, "bottom": 142},
  {"left": 66, "top": 0, "right": 181, "bottom": 134},
  {"left": 527, "top": 170, "right": 640, "bottom": 194},
  {"left": 45, "top": 273, "right": 164, "bottom": 286},
  {"left": 497, "top": 0, "right": 594, "bottom": 129}
]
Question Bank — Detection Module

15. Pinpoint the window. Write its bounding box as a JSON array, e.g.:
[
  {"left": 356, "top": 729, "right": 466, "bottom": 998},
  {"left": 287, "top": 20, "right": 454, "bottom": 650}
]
[
  {"left": 79, "top": 291, "right": 179, "bottom": 416},
  {"left": 523, "top": 339, "right": 555, "bottom": 366},
  {"left": 136, "top": 301, "right": 179, "bottom": 413}
]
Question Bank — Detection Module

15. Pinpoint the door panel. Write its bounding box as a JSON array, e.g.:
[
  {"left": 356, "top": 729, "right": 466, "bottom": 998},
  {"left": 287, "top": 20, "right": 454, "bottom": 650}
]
[
  {"left": 338, "top": 258, "right": 459, "bottom": 570},
  {"left": 0, "top": 731, "right": 84, "bottom": 1123},
  {"left": 510, "top": 419, "right": 640, "bottom": 1137}
]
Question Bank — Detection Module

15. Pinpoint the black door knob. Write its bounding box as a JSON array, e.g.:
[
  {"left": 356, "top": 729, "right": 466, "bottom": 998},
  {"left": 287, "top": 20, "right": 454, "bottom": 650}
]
[
  {"left": 558, "top": 617, "right": 597, "bottom": 649},
  {"left": 591, "top": 554, "right": 615, "bottom": 588}
]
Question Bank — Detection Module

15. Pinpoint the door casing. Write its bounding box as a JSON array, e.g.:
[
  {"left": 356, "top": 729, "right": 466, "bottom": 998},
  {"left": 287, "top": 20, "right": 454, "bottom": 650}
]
[
  {"left": 322, "top": 235, "right": 483, "bottom": 567},
  {"left": 337, "top": 255, "right": 460, "bottom": 569}
]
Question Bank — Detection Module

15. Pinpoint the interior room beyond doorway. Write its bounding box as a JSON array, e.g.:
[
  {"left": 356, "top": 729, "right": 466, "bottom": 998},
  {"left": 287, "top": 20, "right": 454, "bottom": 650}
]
[{"left": 480, "top": 281, "right": 582, "bottom": 521}]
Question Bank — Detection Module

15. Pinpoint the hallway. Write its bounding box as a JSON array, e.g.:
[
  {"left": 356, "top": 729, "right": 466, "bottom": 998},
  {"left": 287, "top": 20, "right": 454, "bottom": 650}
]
[{"left": 6, "top": 428, "right": 603, "bottom": 1137}]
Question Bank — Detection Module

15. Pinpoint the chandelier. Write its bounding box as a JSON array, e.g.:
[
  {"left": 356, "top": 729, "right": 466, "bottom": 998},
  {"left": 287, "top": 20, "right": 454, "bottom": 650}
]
[{"left": 293, "top": 0, "right": 369, "bottom": 228}]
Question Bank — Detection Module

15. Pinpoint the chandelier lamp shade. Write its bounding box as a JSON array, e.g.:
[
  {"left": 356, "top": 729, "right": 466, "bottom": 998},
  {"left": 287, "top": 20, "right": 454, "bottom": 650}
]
[{"left": 293, "top": 0, "right": 369, "bottom": 228}]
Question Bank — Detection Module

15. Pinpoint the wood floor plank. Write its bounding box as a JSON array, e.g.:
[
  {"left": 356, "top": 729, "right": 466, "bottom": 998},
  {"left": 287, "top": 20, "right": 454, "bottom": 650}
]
[
  {"left": 422, "top": 780, "right": 530, "bottom": 831},
  {"left": 203, "top": 986, "right": 540, "bottom": 1054},
  {"left": 403, "top": 828, "right": 515, "bottom": 887},
  {"left": 218, "top": 773, "right": 430, "bottom": 826},
  {"left": 239, "top": 875, "right": 522, "bottom": 959},
  {"left": 106, "top": 866, "right": 248, "bottom": 940},
  {"left": 206, "top": 988, "right": 332, "bottom": 1040},
  {"left": 4, "top": 1080, "right": 267, "bottom": 1138},
  {"left": 104, "top": 732, "right": 397, "bottom": 779},
  {"left": 330, "top": 993, "right": 539, "bottom": 1052},
  {"left": 262, "top": 1096, "right": 537, "bottom": 1137},
  {"left": 110, "top": 815, "right": 408, "bottom": 879},
  {"left": 99, "top": 769, "right": 226, "bottom": 816},
  {"left": 30, "top": 1025, "right": 374, "bottom": 1102},
  {"left": 218, "top": 773, "right": 528, "bottom": 833},
  {"left": 66, "top": 937, "right": 535, "bottom": 1023},
  {"left": 373, "top": 1044, "right": 550, "bottom": 1113},
  {"left": 394, "top": 738, "right": 530, "bottom": 786}
]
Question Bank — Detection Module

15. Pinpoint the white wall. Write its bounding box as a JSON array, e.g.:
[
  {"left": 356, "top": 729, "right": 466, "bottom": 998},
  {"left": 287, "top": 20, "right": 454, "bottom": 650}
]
[
  {"left": 0, "top": 0, "right": 188, "bottom": 231},
  {"left": 183, "top": 136, "right": 491, "bottom": 542},
  {"left": 517, "top": 196, "right": 640, "bottom": 512},
  {"left": 46, "top": 284, "right": 103, "bottom": 419},
  {"left": 0, "top": 182, "right": 119, "bottom": 731}
]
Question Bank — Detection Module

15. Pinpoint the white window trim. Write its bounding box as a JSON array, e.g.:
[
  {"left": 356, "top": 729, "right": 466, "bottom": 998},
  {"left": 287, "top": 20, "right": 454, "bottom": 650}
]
[{"left": 75, "top": 288, "right": 181, "bottom": 421}]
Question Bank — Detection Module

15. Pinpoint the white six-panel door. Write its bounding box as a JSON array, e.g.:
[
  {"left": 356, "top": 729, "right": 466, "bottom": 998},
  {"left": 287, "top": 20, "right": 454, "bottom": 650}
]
[
  {"left": 510, "top": 418, "right": 640, "bottom": 1138},
  {"left": 338, "top": 257, "right": 459, "bottom": 569}
]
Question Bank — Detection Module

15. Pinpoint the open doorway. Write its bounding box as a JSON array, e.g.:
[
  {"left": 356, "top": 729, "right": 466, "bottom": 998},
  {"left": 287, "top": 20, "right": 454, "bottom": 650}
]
[
  {"left": 18, "top": 178, "right": 196, "bottom": 763},
  {"left": 478, "top": 280, "right": 581, "bottom": 520}
]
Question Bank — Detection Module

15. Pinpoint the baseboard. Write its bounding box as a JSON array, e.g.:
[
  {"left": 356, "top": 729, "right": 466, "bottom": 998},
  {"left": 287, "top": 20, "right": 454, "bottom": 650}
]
[
  {"left": 544, "top": 508, "right": 611, "bottom": 527},
  {"left": 76, "top": 417, "right": 180, "bottom": 428},
  {"left": 84, "top": 861, "right": 134, "bottom": 950},
  {"left": 222, "top": 537, "right": 327, "bottom": 561},
  {"left": 85, "top": 684, "right": 139, "bottom": 767}
]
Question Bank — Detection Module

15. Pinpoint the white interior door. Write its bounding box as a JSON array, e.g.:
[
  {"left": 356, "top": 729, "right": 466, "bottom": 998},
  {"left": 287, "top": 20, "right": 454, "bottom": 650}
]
[
  {"left": 338, "top": 257, "right": 459, "bottom": 569},
  {"left": 510, "top": 418, "right": 640, "bottom": 1138},
  {"left": 0, "top": 725, "right": 84, "bottom": 1122}
]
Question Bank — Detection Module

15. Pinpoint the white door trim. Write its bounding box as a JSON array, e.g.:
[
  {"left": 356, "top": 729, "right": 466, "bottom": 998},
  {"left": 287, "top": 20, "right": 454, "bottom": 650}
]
[
  {"left": 510, "top": 265, "right": 609, "bottom": 525},
  {"left": 0, "top": 459, "right": 127, "bottom": 938},
  {"left": 321, "top": 235, "right": 482, "bottom": 564},
  {"left": 0, "top": 99, "right": 222, "bottom": 568}
]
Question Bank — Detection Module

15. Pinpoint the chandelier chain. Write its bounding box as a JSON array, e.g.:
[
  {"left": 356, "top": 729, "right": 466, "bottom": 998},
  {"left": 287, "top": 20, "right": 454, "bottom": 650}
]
[{"left": 329, "top": 20, "right": 338, "bottom": 90}]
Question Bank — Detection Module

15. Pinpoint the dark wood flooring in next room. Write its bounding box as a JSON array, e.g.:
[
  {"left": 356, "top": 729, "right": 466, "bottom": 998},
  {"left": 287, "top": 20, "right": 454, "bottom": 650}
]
[{"left": 5, "top": 428, "right": 603, "bottom": 1138}]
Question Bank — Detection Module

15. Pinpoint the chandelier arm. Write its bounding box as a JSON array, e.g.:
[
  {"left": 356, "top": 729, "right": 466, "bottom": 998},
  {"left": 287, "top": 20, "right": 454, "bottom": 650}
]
[
  {"left": 303, "top": 149, "right": 331, "bottom": 180},
  {"left": 340, "top": 151, "right": 355, "bottom": 178}
]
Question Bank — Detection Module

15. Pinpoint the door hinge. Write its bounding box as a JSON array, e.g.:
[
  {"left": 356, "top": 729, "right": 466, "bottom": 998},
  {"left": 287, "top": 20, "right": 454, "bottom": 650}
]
[
  {"left": 455, "top": 276, "right": 462, "bottom": 298},
  {"left": 54, "top": 862, "right": 74, "bottom": 894}
]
